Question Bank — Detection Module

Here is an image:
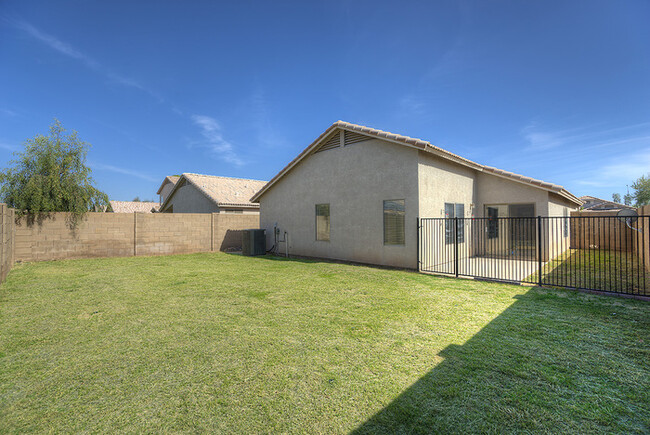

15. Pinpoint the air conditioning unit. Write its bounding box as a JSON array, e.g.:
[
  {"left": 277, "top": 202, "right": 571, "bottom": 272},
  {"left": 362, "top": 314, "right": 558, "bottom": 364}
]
[{"left": 242, "top": 229, "right": 266, "bottom": 256}]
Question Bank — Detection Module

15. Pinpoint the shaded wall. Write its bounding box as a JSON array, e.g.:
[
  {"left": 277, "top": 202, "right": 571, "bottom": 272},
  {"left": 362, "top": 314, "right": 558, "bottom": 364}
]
[{"left": 12, "top": 211, "right": 259, "bottom": 263}]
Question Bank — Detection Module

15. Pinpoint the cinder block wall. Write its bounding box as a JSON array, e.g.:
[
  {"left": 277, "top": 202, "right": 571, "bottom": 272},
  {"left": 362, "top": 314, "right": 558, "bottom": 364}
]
[
  {"left": 213, "top": 213, "right": 260, "bottom": 251},
  {"left": 9, "top": 211, "right": 261, "bottom": 263},
  {"left": 15, "top": 213, "right": 134, "bottom": 261},
  {"left": 136, "top": 213, "right": 212, "bottom": 256}
]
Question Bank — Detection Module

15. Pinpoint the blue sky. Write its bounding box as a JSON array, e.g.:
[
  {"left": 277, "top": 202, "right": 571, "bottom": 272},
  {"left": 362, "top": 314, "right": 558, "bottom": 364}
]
[{"left": 1, "top": 0, "right": 649, "bottom": 202}]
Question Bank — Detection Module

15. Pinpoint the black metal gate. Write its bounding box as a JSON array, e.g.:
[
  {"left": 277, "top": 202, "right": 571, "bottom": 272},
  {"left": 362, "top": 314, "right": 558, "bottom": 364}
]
[{"left": 418, "top": 215, "right": 649, "bottom": 297}]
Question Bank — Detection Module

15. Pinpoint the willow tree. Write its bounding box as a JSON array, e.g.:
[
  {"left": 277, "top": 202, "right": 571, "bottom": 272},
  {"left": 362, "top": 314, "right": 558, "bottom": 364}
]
[{"left": 0, "top": 119, "right": 109, "bottom": 224}]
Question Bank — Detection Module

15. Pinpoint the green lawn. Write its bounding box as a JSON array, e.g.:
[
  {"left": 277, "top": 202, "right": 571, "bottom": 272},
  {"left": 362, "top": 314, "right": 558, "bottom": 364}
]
[
  {"left": 1, "top": 253, "right": 649, "bottom": 433},
  {"left": 531, "top": 249, "right": 650, "bottom": 296}
]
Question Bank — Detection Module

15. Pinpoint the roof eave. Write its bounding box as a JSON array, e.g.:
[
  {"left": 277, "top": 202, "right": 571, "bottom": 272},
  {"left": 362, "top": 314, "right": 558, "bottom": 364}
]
[{"left": 251, "top": 120, "right": 582, "bottom": 207}]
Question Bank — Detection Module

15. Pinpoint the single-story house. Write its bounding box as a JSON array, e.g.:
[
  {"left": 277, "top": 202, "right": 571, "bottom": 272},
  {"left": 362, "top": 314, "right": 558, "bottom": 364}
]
[
  {"left": 157, "top": 175, "right": 180, "bottom": 205},
  {"left": 251, "top": 121, "right": 582, "bottom": 269},
  {"left": 160, "top": 173, "right": 267, "bottom": 214},
  {"left": 579, "top": 195, "right": 635, "bottom": 211},
  {"left": 108, "top": 200, "right": 159, "bottom": 213}
]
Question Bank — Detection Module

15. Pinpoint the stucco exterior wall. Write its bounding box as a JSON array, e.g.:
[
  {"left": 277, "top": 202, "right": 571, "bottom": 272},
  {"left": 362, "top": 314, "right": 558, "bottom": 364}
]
[
  {"left": 417, "top": 151, "right": 477, "bottom": 268},
  {"left": 163, "top": 183, "right": 220, "bottom": 213},
  {"left": 159, "top": 182, "right": 175, "bottom": 204},
  {"left": 259, "top": 137, "right": 419, "bottom": 269},
  {"left": 475, "top": 172, "right": 550, "bottom": 217},
  {"left": 546, "top": 193, "right": 580, "bottom": 260},
  {"left": 417, "top": 151, "right": 477, "bottom": 218}
]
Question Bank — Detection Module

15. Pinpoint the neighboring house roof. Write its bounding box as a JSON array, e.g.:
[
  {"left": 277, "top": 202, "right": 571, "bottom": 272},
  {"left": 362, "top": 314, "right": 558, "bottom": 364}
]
[
  {"left": 250, "top": 121, "right": 583, "bottom": 206},
  {"left": 579, "top": 195, "right": 635, "bottom": 211},
  {"left": 109, "top": 201, "right": 159, "bottom": 213},
  {"left": 160, "top": 173, "right": 268, "bottom": 211},
  {"left": 156, "top": 175, "right": 180, "bottom": 195}
]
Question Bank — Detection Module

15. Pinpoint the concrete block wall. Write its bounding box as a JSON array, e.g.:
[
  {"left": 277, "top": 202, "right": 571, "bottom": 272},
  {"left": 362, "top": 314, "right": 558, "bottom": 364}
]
[
  {"left": 136, "top": 213, "right": 212, "bottom": 256},
  {"left": 213, "top": 213, "right": 260, "bottom": 251},
  {"left": 3, "top": 209, "right": 261, "bottom": 265},
  {"left": 15, "top": 212, "right": 134, "bottom": 262}
]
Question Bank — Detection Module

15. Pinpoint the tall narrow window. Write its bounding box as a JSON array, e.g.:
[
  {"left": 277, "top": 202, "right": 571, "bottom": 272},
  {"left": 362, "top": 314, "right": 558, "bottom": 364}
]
[
  {"left": 444, "top": 203, "right": 465, "bottom": 244},
  {"left": 563, "top": 207, "right": 569, "bottom": 238},
  {"left": 384, "top": 200, "right": 405, "bottom": 245},
  {"left": 444, "top": 203, "right": 454, "bottom": 244},
  {"left": 316, "top": 204, "right": 330, "bottom": 241},
  {"left": 487, "top": 206, "right": 499, "bottom": 239},
  {"left": 455, "top": 203, "right": 465, "bottom": 243}
]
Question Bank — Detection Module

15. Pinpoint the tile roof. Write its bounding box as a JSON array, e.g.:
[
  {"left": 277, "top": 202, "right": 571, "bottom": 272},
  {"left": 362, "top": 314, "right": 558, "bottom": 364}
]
[
  {"left": 251, "top": 120, "right": 582, "bottom": 206},
  {"left": 579, "top": 195, "right": 635, "bottom": 211},
  {"left": 156, "top": 175, "right": 180, "bottom": 194},
  {"left": 162, "top": 173, "right": 268, "bottom": 210},
  {"left": 109, "top": 201, "right": 159, "bottom": 213}
]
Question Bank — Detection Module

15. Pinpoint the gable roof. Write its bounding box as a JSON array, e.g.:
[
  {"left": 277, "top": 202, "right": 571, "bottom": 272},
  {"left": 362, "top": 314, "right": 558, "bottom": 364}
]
[
  {"left": 161, "top": 173, "right": 268, "bottom": 211},
  {"left": 156, "top": 175, "right": 180, "bottom": 194},
  {"left": 250, "top": 121, "right": 582, "bottom": 206},
  {"left": 579, "top": 195, "right": 635, "bottom": 211},
  {"left": 109, "top": 201, "right": 159, "bottom": 213}
]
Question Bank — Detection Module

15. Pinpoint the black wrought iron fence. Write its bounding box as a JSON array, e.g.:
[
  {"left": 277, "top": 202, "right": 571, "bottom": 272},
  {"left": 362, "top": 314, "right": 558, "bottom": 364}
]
[{"left": 418, "top": 215, "right": 649, "bottom": 297}]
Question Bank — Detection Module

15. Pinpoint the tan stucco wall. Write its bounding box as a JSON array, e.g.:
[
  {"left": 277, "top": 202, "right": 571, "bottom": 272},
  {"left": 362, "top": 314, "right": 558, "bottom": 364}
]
[
  {"left": 546, "top": 193, "right": 579, "bottom": 260},
  {"left": 417, "top": 151, "right": 477, "bottom": 268},
  {"left": 475, "top": 172, "right": 550, "bottom": 217},
  {"left": 162, "top": 183, "right": 260, "bottom": 215},
  {"left": 259, "top": 137, "right": 419, "bottom": 269},
  {"left": 159, "top": 182, "right": 175, "bottom": 204},
  {"left": 258, "top": 130, "right": 580, "bottom": 269},
  {"left": 418, "top": 151, "right": 476, "bottom": 218},
  {"left": 163, "top": 184, "right": 220, "bottom": 213}
]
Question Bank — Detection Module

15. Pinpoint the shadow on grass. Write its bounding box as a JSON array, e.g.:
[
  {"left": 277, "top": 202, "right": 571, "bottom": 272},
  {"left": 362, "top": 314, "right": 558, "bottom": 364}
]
[
  {"left": 236, "top": 253, "right": 419, "bottom": 274},
  {"left": 352, "top": 287, "right": 649, "bottom": 434},
  {"left": 227, "top": 253, "right": 322, "bottom": 265}
]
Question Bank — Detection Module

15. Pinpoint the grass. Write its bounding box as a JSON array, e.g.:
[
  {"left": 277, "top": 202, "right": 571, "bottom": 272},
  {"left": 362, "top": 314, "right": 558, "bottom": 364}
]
[
  {"left": 531, "top": 249, "right": 650, "bottom": 295},
  {"left": 0, "top": 252, "right": 649, "bottom": 433}
]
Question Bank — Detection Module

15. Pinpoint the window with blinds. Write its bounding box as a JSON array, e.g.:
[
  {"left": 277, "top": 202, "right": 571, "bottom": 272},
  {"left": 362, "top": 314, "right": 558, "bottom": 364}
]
[
  {"left": 383, "top": 199, "right": 405, "bottom": 245},
  {"left": 316, "top": 204, "right": 330, "bottom": 241}
]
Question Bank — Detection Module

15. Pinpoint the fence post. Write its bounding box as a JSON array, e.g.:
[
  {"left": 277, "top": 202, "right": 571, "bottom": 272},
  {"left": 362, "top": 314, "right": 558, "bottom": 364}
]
[
  {"left": 133, "top": 212, "right": 137, "bottom": 256},
  {"left": 537, "top": 216, "right": 543, "bottom": 287},
  {"left": 416, "top": 217, "right": 420, "bottom": 271},
  {"left": 454, "top": 217, "right": 459, "bottom": 278},
  {"left": 211, "top": 213, "right": 215, "bottom": 252},
  {"left": 1, "top": 204, "right": 4, "bottom": 281}
]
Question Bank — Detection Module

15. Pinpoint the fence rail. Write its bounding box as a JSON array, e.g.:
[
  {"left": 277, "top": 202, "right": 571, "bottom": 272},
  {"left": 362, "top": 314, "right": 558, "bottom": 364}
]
[{"left": 418, "top": 215, "right": 649, "bottom": 297}]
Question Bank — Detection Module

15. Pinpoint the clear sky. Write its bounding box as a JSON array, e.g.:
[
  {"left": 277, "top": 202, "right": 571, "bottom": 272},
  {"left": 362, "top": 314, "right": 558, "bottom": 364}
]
[{"left": 1, "top": 1, "right": 649, "bottom": 202}]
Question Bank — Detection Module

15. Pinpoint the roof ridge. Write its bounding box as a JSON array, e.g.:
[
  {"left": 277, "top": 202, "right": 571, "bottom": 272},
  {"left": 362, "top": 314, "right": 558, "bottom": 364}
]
[
  {"left": 182, "top": 172, "right": 268, "bottom": 183},
  {"left": 110, "top": 200, "right": 158, "bottom": 204},
  {"left": 251, "top": 120, "right": 582, "bottom": 206}
]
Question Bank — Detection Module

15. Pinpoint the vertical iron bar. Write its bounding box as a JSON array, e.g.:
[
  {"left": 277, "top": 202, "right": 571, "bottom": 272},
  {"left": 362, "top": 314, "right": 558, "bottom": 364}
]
[
  {"left": 454, "top": 217, "right": 459, "bottom": 278},
  {"left": 598, "top": 216, "right": 602, "bottom": 291},
  {"left": 537, "top": 216, "right": 543, "bottom": 287},
  {"left": 417, "top": 217, "right": 420, "bottom": 272}
]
